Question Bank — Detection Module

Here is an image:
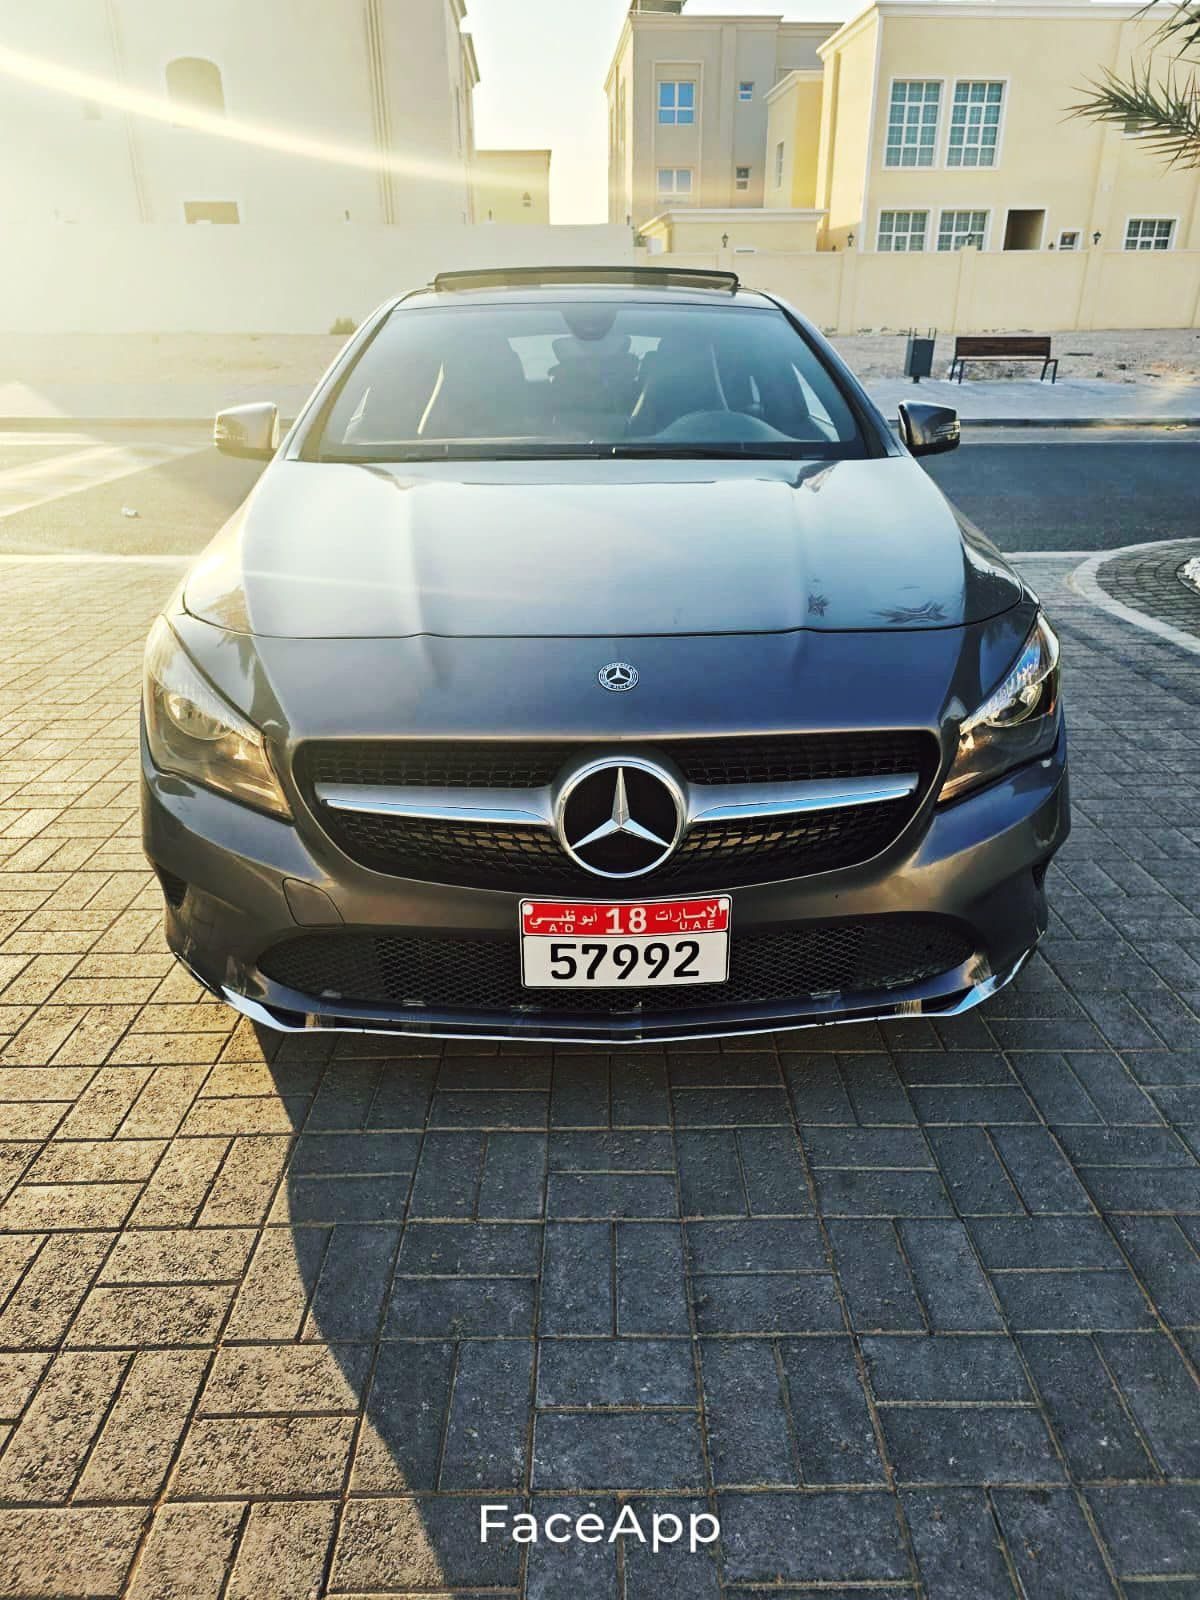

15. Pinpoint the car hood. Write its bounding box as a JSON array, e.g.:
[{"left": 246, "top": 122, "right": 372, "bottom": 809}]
[{"left": 184, "top": 455, "right": 1022, "bottom": 640}]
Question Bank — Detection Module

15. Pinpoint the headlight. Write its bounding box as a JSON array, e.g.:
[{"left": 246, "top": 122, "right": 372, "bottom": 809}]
[
  {"left": 940, "top": 614, "right": 1061, "bottom": 803},
  {"left": 143, "top": 616, "right": 291, "bottom": 819}
]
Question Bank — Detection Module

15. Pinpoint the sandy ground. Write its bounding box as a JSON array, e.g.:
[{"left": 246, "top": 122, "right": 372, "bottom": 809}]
[
  {"left": 1, "top": 327, "right": 1198, "bottom": 392},
  {"left": 835, "top": 327, "right": 1200, "bottom": 383}
]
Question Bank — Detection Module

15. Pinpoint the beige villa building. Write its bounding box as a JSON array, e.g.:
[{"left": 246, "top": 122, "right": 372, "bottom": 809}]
[
  {"left": 0, "top": 0, "right": 551, "bottom": 226},
  {"left": 611, "top": 0, "right": 1200, "bottom": 264}
]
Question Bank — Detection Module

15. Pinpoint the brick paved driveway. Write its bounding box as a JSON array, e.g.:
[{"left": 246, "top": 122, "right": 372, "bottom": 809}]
[{"left": 1, "top": 553, "right": 1199, "bottom": 1598}]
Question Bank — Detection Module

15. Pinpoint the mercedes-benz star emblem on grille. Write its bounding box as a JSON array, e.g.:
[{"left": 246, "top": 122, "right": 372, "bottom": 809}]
[
  {"left": 598, "top": 661, "right": 638, "bottom": 692},
  {"left": 556, "top": 758, "right": 684, "bottom": 879}
]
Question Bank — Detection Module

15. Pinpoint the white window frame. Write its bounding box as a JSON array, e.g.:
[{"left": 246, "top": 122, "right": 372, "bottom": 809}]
[
  {"left": 1124, "top": 216, "right": 1176, "bottom": 251},
  {"left": 774, "top": 141, "right": 785, "bottom": 188},
  {"left": 877, "top": 209, "right": 930, "bottom": 252},
  {"left": 735, "top": 165, "right": 752, "bottom": 191},
  {"left": 738, "top": 81, "right": 754, "bottom": 102},
  {"left": 658, "top": 79, "right": 696, "bottom": 126},
  {"left": 946, "top": 79, "right": 1007, "bottom": 170},
  {"left": 656, "top": 167, "right": 694, "bottom": 202},
  {"left": 1057, "top": 228, "right": 1081, "bottom": 251},
  {"left": 884, "top": 79, "right": 943, "bottom": 170},
  {"left": 936, "top": 208, "right": 990, "bottom": 252}
]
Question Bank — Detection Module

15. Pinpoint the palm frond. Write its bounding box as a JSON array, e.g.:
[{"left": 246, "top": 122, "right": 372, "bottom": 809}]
[
  {"left": 1144, "top": 0, "right": 1200, "bottom": 57},
  {"left": 1070, "top": 62, "right": 1200, "bottom": 168}
]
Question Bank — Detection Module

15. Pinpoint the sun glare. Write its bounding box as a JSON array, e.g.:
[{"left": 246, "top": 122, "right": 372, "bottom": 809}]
[{"left": 0, "top": 41, "right": 531, "bottom": 192}]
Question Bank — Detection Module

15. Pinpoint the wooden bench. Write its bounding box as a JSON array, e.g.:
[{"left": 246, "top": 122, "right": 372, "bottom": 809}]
[{"left": 949, "top": 335, "right": 1058, "bottom": 384}]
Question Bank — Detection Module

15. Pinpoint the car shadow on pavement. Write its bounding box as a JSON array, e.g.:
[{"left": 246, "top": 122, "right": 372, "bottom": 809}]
[{"left": 258, "top": 1022, "right": 724, "bottom": 1599}]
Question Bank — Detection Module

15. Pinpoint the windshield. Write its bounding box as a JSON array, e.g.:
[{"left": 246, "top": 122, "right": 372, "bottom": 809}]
[{"left": 312, "top": 300, "right": 867, "bottom": 461}]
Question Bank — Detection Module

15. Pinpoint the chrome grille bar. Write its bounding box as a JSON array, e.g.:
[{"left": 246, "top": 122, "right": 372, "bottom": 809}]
[{"left": 313, "top": 771, "right": 920, "bottom": 829}]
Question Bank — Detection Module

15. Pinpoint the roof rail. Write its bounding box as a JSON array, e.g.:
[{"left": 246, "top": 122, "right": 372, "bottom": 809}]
[{"left": 430, "top": 265, "right": 741, "bottom": 294}]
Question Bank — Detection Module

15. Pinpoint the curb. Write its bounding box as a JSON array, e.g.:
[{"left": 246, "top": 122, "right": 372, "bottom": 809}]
[
  {"left": 958, "top": 416, "right": 1200, "bottom": 431},
  {"left": 1068, "top": 540, "right": 1200, "bottom": 658}
]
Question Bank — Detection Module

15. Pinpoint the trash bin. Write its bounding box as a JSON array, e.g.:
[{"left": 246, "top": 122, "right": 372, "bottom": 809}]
[{"left": 904, "top": 332, "right": 936, "bottom": 383}]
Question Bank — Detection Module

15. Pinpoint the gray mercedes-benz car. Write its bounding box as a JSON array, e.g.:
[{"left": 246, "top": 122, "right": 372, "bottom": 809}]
[{"left": 141, "top": 265, "right": 1068, "bottom": 1044}]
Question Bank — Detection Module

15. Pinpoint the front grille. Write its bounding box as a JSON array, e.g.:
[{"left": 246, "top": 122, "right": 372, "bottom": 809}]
[
  {"left": 313, "top": 798, "right": 920, "bottom": 891},
  {"left": 296, "top": 733, "right": 939, "bottom": 891},
  {"left": 258, "top": 916, "right": 974, "bottom": 1018},
  {"left": 296, "top": 731, "right": 935, "bottom": 790}
]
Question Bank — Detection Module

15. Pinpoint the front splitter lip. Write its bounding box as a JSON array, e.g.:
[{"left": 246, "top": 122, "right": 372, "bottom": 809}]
[{"left": 193, "top": 948, "right": 1034, "bottom": 1047}]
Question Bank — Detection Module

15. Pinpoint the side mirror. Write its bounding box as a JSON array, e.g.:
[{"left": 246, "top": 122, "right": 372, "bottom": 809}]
[
  {"left": 898, "top": 402, "right": 960, "bottom": 458},
  {"left": 214, "top": 402, "right": 280, "bottom": 460}
]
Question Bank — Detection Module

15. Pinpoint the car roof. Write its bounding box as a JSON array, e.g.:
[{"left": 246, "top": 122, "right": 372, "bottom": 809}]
[{"left": 395, "top": 266, "right": 781, "bottom": 313}]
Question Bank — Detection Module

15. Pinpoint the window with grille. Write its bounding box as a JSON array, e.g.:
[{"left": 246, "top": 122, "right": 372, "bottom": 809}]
[
  {"left": 657, "top": 168, "right": 694, "bottom": 200},
  {"left": 947, "top": 81, "right": 1004, "bottom": 167},
  {"left": 885, "top": 81, "right": 941, "bottom": 168},
  {"left": 877, "top": 210, "right": 929, "bottom": 252},
  {"left": 735, "top": 166, "right": 751, "bottom": 191},
  {"left": 658, "top": 81, "right": 696, "bottom": 125},
  {"left": 937, "top": 209, "right": 988, "bottom": 251},
  {"left": 1124, "top": 218, "right": 1175, "bottom": 251},
  {"left": 774, "top": 141, "right": 785, "bottom": 187},
  {"left": 739, "top": 81, "right": 754, "bottom": 102}
]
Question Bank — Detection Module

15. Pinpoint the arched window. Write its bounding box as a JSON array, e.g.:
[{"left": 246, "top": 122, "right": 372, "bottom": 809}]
[
  {"left": 165, "top": 58, "right": 225, "bottom": 116},
  {"left": 522, "top": 192, "right": 532, "bottom": 209}
]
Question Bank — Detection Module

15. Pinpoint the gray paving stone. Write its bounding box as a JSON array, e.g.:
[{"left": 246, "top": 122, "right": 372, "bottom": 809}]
[
  {"left": 880, "top": 1404, "right": 1063, "bottom": 1485},
  {"left": 304, "top": 1223, "right": 398, "bottom": 1341},
  {"left": 351, "top": 1342, "right": 455, "bottom": 1491},
  {"left": 718, "top": 1490, "right": 910, "bottom": 1584},
  {"left": 533, "top": 1412, "right": 705, "bottom": 1490},
  {"left": 547, "top": 1171, "right": 678, "bottom": 1219},
  {"left": 902, "top": 1486, "right": 1017, "bottom": 1599},
  {"left": 1107, "top": 1214, "right": 1200, "bottom": 1326},
  {"left": 692, "top": 1270, "right": 843, "bottom": 1335},
  {"left": 989, "top": 1268, "right": 1154, "bottom": 1332},
  {"left": 779, "top": 1337, "right": 884, "bottom": 1484},
  {"left": 700, "top": 1338, "right": 796, "bottom": 1486},
  {"left": 1087, "top": 1486, "right": 1200, "bottom": 1578},
  {"left": 738, "top": 1127, "right": 812, "bottom": 1214},
  {"left": 621, "top": 1495, "right": 722, "bottom": 1599},
  {"left": 396, "top": 1221, "right": 542, "bottom": 1276},
  {"left": 1018, "top": 1334, "right": 1155, "bottom": 1481},
  {"left": 440, "top": 1339, "right": 533, "bottom": 1490},
  {"left": 386, "top": 1276, "right": 536, "bottom": 1338},
  {"left": 539, "top": 1222, "right": 611, "bottom": 1336},
  {"left": 524, "top": 1495, "right": 620, "bottom": 1600},
  {"left": 926, "top": 1128, "right": 1022, "bottom": 1215},
  {"left": 616, "top": 1222, "right": 689, "bottom": 1334},
  {"left": 967, "top": 1215, "right": 1123, "bottom": 1271},
  {"left": 407, "top": 1130, "right": 483, "bottom": 1216},
  {"left": 898, "top": 1219, "right": 1003, "bottom": 1331},
  {"left": 477, "top": 1132, "right": 546, "bottom": 1218},
  {"left": 863, "top": 1335, "right": 1030, "bottom": 1402},
  {"left": 536, "top": 1338, "right": 695, "bottom": 1407},
  {"left": 991, "top": 1488, "right": 1117, "bottom": 1599},
  {"left": 685, "top": 1218, "right": 825, "bottom": 1273},
  {"left": 988, "top": 1127, "right": 1094, "bottom": 1214},
  {"left": 814, "top": 1167, "right": 954, "bottom": 1216},
  {"left": 826, "top": 1220, "right": 924, "bottom": 1332},
  {"left": 1095, "top": 1332, "right": 1200, "bottom": 1476}
]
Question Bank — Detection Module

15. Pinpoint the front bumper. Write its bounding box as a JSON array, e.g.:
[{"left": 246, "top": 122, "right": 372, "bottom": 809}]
[{"left": 142, "top": 731, "right": 1069, "bottom": 1045}]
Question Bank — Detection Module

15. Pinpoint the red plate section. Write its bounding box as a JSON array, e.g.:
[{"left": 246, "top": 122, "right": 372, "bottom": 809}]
[{"left": 521, "top": 897, "right": 731, "bottom": 936}]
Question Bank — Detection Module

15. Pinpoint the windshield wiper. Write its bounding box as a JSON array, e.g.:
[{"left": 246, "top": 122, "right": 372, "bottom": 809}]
[
  {"left": 602, "top": 443, "right": 810, "bottom": 460},
  {"left": 320, "top": 441, "right": 817, "bottom": 464}
]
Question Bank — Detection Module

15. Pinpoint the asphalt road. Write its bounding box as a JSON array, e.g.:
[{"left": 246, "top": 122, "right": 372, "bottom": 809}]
[
  {"left": 0, "top": 425, "right": 1195, "bottom": 558},
  {"left": 924, "top": 427, "right": 1200, "bottom": 552}
]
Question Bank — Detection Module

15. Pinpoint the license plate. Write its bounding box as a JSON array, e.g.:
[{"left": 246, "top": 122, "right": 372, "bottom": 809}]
[{"left": 520, "top": 896, "right": 731, "bottom": 988}]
